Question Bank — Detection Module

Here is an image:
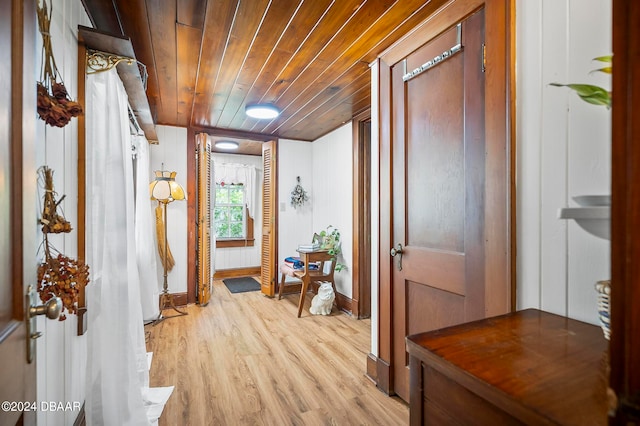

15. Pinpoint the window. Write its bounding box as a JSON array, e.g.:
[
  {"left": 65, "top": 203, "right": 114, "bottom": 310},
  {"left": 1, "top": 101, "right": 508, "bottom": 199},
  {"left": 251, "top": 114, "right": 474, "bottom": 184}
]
[
  {"left": 214, "top": 184, "right": 245, "bottom": 238},
  {"left": 214, "top": 183, "right": 254, "bottom": 247}
]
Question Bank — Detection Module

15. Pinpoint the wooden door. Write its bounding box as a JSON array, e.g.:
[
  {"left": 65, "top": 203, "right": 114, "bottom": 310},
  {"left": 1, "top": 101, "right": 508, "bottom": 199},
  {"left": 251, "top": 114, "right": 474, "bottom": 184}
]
[
  {"left": 196, "top": 133, "right": 212, "bottom": 305},
  {"left": 389, "top": 9, "right": 488, "bottom": 401},
  {"left": 0, "top": 0, "right": 37, "bottom": 424},
  {"left": 260, "top": 140, "right": 277, "bottom": 296}
]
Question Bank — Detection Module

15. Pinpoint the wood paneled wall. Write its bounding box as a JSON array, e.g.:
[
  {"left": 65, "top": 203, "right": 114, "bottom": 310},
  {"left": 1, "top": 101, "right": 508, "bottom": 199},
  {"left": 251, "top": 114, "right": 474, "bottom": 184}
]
[
  {"left": 149, "top": 126, "right": 190, "bottom": 297},
  {"left": 35, "top": 1, "right": 93, "bottom": 424},
  {"left": 516, "top": 0, "right": 611, "bottom": 324},
  {"left": 311, "top": 123, "right": 354, "bottom": 299}
]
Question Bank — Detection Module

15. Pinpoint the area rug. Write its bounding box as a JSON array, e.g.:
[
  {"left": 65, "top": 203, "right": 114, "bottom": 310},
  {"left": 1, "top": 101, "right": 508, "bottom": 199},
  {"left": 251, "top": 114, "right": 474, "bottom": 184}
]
[{"left": 223, "top": 277, "right": 261, "bottom": 294}]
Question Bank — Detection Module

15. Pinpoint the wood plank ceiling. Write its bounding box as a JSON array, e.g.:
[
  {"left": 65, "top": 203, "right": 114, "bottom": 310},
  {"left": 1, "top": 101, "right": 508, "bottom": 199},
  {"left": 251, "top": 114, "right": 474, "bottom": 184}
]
[{"left": 81, "top": 0, "right": 450, "bottom": 142}]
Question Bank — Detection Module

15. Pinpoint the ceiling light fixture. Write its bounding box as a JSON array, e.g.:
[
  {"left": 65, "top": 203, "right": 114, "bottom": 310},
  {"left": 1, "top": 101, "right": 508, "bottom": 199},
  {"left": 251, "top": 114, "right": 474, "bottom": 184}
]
[
  {"left": 245, "top": 103, "right": 280, "bottom": 119},
  {"left": 214, "top": 140, "right": 239, "bottom": 150}
]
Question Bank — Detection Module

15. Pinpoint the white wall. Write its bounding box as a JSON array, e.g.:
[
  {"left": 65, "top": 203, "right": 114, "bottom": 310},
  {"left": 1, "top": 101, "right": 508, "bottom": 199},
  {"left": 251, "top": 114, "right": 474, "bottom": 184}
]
[
  {"left": 278, "top": 139, "right": 314, "bottom": 265},
  {"left": 35, "top": 0, "right": 92, "bottom": 424},
  {"left": 516, "top": 0, "right": 611, "bottom": 324},
  {"left": 311, "top": 124, "right": 354, "bottom": 298},
  {"left": 149, "top": 125, "right": 189, "bottom": 294},
  {"left": 212, "top": 152, "right": 263, "bottom": 270},
  {"left": 278, "top": 133, "right": 355, "bottom": 297}
]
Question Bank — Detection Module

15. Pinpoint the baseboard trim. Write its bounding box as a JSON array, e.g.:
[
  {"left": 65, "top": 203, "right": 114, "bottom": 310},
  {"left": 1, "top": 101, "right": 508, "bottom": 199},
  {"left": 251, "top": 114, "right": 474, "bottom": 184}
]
[
  {"left": 162, "top": 292, "right": 188, "bottom": 308},
  {"left": 366, "top": 353, "right": 378, "bottom": 383},
  {"left": 336, "top": 292, "right": 353, "bottom": 314},
  {"left": 213, "top": 266, "right": 261, "bottom": 279},
  {"left": 366, "top": 353, "right": 394, "bottom": 395},
  {"left": 376, "top": 357, "right": 393, "bottom": 395}
]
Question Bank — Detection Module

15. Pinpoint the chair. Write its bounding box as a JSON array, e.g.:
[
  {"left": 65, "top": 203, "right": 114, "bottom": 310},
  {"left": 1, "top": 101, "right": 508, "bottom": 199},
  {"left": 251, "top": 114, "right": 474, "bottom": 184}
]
[{"left": 278, "top": 250, "right": 337, "bottom": 317}]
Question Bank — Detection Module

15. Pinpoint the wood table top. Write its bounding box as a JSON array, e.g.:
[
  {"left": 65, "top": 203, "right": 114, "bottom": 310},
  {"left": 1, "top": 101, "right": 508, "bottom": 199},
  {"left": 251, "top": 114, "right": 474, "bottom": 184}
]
[{"left": 406, "top": 309, "right": 609, "bottom": 425}]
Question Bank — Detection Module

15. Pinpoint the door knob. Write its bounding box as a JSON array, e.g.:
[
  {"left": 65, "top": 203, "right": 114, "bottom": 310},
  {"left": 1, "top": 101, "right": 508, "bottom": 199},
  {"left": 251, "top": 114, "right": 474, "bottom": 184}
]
[
  {"left": 25, "top": 285, "right": 61, "bottom": 363},
  {"left": 30, "top": 297, "right": 62, "bottom": 320},
  {"left": 390, "top": 243, "right": 404, "bottom": 271}
]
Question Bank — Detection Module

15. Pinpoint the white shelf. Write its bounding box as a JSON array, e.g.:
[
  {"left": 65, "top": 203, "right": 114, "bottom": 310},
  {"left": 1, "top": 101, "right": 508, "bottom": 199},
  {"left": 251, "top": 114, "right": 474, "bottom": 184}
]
[{"left": 558, "top": 203, "right": 610, "bottom": 240}]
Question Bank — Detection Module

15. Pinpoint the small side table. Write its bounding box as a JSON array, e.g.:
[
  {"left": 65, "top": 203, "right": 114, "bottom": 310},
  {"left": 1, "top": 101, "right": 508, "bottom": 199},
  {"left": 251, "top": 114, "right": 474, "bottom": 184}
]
[{"left": 278, "top": 250, "right": 337, "bottom": 317}]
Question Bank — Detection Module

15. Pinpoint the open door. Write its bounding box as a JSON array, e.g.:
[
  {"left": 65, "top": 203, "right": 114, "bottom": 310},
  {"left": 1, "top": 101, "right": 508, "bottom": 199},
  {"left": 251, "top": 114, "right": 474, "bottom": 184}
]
[
  {"left": 260, "top": 140, "right": 277, "bottom": 296},
  {"left": 196, "top": 133, "right": 212, "bottom": 305},
  {"left": 377, "top": 0, "right": 512, "bottom": 400},
  {"left": 0, "top": 0, "right": 37, "bottom": 424}
]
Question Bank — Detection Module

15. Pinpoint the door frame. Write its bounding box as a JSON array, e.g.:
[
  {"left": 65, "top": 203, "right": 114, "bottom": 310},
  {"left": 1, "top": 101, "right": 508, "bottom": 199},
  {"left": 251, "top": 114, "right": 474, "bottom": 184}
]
[
  {"left": 352, "top": 109, "right": 372, "bottom": 319},
  {"left": 610, "top": 0, "right": 640, "bottom": 421},
  {"left": 187, "top": 128, "right": 277, "bottom": 303},
  {"left": 0, "top": 0, "right": 37, "bottom": 424},
  {"left": 374, "top": 0, "right": 515, "bottom": 394}
]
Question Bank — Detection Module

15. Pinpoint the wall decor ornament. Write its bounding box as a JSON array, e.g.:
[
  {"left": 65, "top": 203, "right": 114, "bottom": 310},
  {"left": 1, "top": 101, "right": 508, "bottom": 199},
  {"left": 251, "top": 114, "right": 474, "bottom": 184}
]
[
  {"left": 37, "top": 166, "right": 90, "bottom": 320},
  {"left": 290, "top": 176, "right": 309, "bottom": 208},
  {"left": 36, "top": 0, "right": 83, "bottom": 127}
]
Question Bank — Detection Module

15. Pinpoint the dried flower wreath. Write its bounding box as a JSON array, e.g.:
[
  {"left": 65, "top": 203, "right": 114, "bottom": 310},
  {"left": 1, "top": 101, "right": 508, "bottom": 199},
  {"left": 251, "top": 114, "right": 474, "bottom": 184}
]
[{"left": 290, "top": 176, "right": 309, "bottom": 208}]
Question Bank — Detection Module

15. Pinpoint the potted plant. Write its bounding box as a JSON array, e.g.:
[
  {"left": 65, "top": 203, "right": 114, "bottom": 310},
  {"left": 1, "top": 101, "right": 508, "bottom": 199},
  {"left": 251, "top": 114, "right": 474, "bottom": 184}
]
[{"left": 314, "top": 225, "right": 346, "bottom": 272}]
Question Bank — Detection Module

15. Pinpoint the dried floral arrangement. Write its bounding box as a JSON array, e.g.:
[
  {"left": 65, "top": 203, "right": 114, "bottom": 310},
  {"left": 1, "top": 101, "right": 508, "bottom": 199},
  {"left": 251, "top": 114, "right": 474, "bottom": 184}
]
[
  {"left": 40, "top": 166, "right": 72, "bottom": 233},
  {"left": 36, "top": 0, "right": 83, "bottom": 127},
  {"left": 290, "top": 176, "right": 309, "bottom": 208},
  {"left": 37, "top": 166, "right": 90, "bottom": 320},
  {"left": 37, "top": 253, "right": 90, "bottom": 321}
]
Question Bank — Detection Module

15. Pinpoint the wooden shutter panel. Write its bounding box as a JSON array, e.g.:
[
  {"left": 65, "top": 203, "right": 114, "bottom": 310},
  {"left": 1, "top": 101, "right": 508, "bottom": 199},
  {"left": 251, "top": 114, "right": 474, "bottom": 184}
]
[
  {"left": 196, "top": 133, "right": 211, "bottom": 305},
  {"left": 261, "top": 140, "right": 277, "bottom": 296}
]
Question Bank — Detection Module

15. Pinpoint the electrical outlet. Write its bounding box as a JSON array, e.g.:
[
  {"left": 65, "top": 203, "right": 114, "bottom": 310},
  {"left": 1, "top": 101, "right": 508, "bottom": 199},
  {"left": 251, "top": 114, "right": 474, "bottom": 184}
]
[{"left": 280, "top": 202, "right": 286, "bottom": 212}]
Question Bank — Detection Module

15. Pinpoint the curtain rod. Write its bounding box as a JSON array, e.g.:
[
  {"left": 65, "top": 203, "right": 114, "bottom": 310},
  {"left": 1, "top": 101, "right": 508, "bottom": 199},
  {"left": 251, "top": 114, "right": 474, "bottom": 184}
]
[{"left": 85, "top": 48, "right": 148, "bottom": 91}]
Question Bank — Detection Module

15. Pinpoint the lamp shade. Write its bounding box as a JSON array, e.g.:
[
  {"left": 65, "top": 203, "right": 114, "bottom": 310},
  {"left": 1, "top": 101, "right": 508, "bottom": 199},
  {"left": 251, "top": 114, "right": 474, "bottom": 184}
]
[{"left": 149, "top": 170, "right": 186, "bottom": 202}]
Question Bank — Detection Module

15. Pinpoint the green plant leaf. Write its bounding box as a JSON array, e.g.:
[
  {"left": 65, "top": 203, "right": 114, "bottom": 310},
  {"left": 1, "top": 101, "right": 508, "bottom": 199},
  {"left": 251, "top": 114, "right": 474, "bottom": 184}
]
[
  {"left": 550, "top": 83, "right": 611, "bottom": 108},
  {"left": 590, "top": 66, "right": 612, "bottom": 75},
  {"left": 590, "top": 55, "right": 612, "bottom": 74},
  {"left": 593, "top": 55, "right": 612, "bottom": 63}
]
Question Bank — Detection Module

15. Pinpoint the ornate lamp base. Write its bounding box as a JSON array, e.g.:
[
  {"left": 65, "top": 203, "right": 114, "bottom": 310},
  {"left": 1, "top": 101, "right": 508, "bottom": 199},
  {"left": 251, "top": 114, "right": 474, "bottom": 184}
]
[{"left": 152, "top": 291, "right": 188, "bottom": 326}]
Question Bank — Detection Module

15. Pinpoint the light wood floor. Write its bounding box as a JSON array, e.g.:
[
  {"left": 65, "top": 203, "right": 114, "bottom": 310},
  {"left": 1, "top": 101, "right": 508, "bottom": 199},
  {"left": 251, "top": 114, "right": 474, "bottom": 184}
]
[{"left": 146, "top": 279, "right": 409, "bottom": 425}]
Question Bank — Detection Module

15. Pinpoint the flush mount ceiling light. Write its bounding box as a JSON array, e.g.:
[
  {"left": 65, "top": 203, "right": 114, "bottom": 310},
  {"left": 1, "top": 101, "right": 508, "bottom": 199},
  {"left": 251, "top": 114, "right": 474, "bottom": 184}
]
[
  {"left": 245, "top": 103, "right": 280, "bottom": 119},
  {"left": 214, "top": 140, "right": 239, "bottom": 150}
]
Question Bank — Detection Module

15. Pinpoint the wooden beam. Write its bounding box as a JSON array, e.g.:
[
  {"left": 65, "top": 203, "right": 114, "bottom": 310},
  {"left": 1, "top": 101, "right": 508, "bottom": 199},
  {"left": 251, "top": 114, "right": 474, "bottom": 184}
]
[
  {"left": 78, "top": 25, "right": 158, "bottom": 143},
  {"left": 79, "top": 0, "right": 124, "bottom": 35}
]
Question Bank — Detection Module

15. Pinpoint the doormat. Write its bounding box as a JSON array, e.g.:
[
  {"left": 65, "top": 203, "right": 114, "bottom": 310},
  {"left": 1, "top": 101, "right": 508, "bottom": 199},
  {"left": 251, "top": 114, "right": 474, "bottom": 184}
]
[{"left": 223, "top": 277, "right": 261, "bottom": 294}]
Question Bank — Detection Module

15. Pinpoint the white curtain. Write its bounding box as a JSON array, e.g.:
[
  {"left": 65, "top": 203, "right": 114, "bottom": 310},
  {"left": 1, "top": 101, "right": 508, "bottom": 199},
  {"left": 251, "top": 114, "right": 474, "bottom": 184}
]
[
  {"left": 214, "top": 161, "right": 258, "bottom": 218},
  {"left": 85, "top": 69, "right": 151, "bottom": 425},
  {"left": 133, "top": 134, "right": 160, "bottom": 321}
]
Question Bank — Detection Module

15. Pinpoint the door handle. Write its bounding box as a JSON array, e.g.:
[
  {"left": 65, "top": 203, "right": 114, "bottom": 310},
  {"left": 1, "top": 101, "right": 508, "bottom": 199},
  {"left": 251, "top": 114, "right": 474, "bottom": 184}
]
[
  {"left": 30, "top": 296, "right": 62, "bottom": 320},
  {"left": 390, "top": 243, "right": 404, "bottom": 271},
  {"left": 25, "top": 285, "right": 61, "bottom": 363}
]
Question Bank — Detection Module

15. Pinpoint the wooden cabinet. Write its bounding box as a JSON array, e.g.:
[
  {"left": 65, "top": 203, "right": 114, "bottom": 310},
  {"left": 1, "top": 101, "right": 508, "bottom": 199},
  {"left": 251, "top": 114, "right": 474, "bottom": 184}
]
[{"left": 406, "top": 309, "right": 608, "bottom": 425}]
